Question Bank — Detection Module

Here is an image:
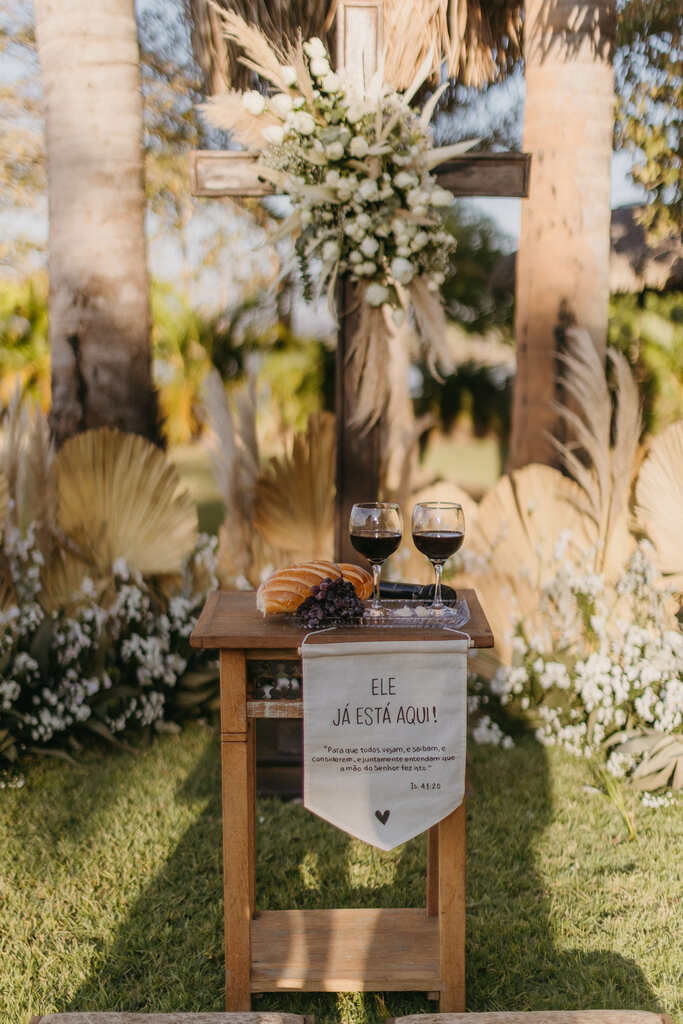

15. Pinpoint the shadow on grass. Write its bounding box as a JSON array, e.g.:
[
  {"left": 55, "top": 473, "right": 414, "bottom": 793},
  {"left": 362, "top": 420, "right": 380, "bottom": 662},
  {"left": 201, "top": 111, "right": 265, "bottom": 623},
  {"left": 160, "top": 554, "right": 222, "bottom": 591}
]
[{"left": 63, "top": 733, "right": 664, "bottom": 1022}]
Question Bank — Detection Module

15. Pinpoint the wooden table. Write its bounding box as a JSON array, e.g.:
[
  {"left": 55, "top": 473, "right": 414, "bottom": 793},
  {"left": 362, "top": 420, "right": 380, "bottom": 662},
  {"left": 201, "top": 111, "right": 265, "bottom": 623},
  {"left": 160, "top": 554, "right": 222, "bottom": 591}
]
[{"left": 191, "top": 591, "right": 494, "bottom": 1013}]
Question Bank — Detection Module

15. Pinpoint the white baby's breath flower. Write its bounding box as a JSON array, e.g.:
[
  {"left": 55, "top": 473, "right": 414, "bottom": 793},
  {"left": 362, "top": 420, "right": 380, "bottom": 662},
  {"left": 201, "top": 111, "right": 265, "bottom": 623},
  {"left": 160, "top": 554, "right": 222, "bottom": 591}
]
[
  {"left": 366, "top": 282, "right": 389, "bottom": 306},
  {"left": 349, "top": 135, "right": 369, "bottom": 158},
  {"left": 394, "top": 171, "right": 418, "bottom": 189},
  {"left": 263, "top": 124, "right": 284, "bottom": 145},
  {"left": 326, "top": 141, "right": 344, "bottom": 160},
  {"left": 242, "top": 91, "right": 265, "bottom": 116},
  {"left": 430, "top": 186, "right": 452, "bottom": 207},
  {"left": 356, "top": 260, "right": 376, "bottom": 276},
  {"left": 396, "top": 245, "right": 411, "bottom": 257},
  {"left": 325, "top": 169, "right": 340, "bottom": 185},
  {"left": 270, "top": 93, "right": 293, "bottom": 118},
  {"left": 281, "top": 65, "right": 298, "bottom": 86},
  {"left": 348, "top": 250, "right": 363, "bottom": 264},
  {"left": 391, "top": 256, "right": 414, "bottom": 284},
  {"left": 322, "top": 240, "right": 340, "bottom": 262},
  {"left": 346, "top": 104, "right": 365, "bottom": 124},
  {"left": 360, "top": 236, "right": 379, "bottom": 257},
  {"left": 357, "top": 178, "right": 379, "bottom": 200},
  {"left": 292, "top": 95, "right": 305, "bottom": 109},
  {"left": 411, "top": 231, "right": 429, "bottom": 250},
  {"left": 310, "top": 56, "right": 331, "bottom": 78}
]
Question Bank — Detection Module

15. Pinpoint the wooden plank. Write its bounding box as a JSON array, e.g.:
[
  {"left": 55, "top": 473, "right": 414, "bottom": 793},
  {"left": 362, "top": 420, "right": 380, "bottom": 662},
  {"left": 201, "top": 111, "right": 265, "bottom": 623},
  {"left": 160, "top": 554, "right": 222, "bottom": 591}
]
[
  {"left": 388, "top": 1015, "right": 674, "bottom": 1024},
  {"left": 248, "top": 721, "right": 256, "bottom": 918},
  {"left": 247, "top": 700, "right": 303, "bottom": 719},
  {"left": 191, "top": 590, "right": 494, "bottom": 650},
  {"left": 337, "top": 0, "right": 383, "bottom": 92},
  {"left": 436, "top": 153, "right": 531, "bottom": 198},
  {"left": 251, "top": 907, "right": 440, "bottom": 991},
  {"left": 438, "top": 801, "right": 466, "bottom": 1012},
  {"left": 335, "top": 279, "right": 382, "bottom": 562},
  {"left": 426, "top": 824, "right": 439, "bottom": 916},
  {"left": 33, "top": 1015, "right": 316, "bottom": 1024},
  {"left": 219, "top": 650, "right": 251, "bottom": 1011},
  {"left": 190, "top": 150, "right": 531, "bottom": 200}
]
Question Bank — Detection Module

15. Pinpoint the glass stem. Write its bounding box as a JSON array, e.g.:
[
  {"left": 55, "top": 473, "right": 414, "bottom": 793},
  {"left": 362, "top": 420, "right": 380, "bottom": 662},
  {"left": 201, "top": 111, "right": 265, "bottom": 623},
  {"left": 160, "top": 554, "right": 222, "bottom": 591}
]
[
  {"left": 372, "top": 562, "right": 382, "bottom": 610},
  {"left": 432, "top": 561, "right": 444, "bottom": 609}
]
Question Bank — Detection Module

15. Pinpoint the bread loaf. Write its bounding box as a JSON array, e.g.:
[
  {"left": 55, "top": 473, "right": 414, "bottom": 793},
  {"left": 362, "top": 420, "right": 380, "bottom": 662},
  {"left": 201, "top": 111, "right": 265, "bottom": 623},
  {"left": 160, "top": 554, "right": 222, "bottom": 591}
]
[{"left": 257, "top": 560, "right": 372, "bottom": 614}]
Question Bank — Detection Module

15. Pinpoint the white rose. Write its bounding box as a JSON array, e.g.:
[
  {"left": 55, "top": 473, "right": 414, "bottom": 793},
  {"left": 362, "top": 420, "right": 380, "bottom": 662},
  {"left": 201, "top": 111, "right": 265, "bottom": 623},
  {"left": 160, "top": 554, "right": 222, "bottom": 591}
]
[
  {"left": 292, "top": 95, "right": 305, "bottom": 109},
  {"left": 336, "top": 182, "right": 352, "bottom": 200},
  {"left": 304, "top": 37, "right": 327, "bottom": 59},
  {"left": 357, "top": 178, "right": 379, "bottom": 200},
  {"left": 366, "top": 283, "right": 389, "bottom": 306},
  {"left": 292, "top": 111, "right": 315, "bottom": 135},
  {"left": 322, "top": 240, "right": 340, "bottom": 262},
  {"left": 281, "top": 65, "right": 298, "bottom": 87},
  {"left": 360, "top": 236, "right": 379, "bottom": 256},
  {"left": 349, "top": 135, "right": 369, "bottom": 158},
  {"left": 411, "top": 231, "right": 429, "bottom": 250},
  {"left": 349, "top": 250, "right": 363, "bottom": 264},
  {"left": 394, "top": 171, "right": 418, "bottom": 189},
  {"left": 325, "top": 169, "right": 340, "bottom": 185},
  {"left": 430, "top": 187, "right": 452, "bottom": 207},
  {"left": 356, "top": 261, "right": 376, "bottom": 276},
  {"left": 356, "top": 213, "right": 371, "bottom": 228},
  {"left": 346, "top": 104, "right": 365, "bottom": 124},
  {"left": 326, "top": 141, "right": 344, "bottom": 160},
  {"left": 270, "top": 93, "right": 293, "bottom": 118},
  {"left": 262, "top": 124, "right": 284, "bottom": 145},
  {"left": 242, "top": 91, "right": 265, "bottom": 116},
  {"left": 310, "top": 57, "right": 331, "bottom": 78},
  {"left": 391, "top": 256, "right": 414, "bottom": 284},
  {"left": 396, "top": 245, "right": 411, "bottom": 257},
  {"left": 321, "top": 73, "right": 341, "bottom": 93}
]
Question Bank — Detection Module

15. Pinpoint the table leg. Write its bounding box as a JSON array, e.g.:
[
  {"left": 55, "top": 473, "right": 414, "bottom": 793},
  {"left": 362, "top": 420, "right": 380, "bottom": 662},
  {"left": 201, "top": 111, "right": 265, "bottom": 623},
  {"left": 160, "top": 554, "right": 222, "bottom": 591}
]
[
  {"left": 427, "top": 825, "right": 439, "bottom": 916},
  {"left": 220, "top": 650, "right": 252, "bottom": 1011},
  {"left": 438, "top": 799, "right": 466, "bottom": 1012}
]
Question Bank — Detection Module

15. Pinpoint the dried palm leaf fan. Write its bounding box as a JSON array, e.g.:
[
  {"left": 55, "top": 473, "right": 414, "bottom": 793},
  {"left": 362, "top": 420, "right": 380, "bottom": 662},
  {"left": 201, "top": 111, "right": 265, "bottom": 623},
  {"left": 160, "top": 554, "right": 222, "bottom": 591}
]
[
  {"left": 254, "top": 412, "right": 336, "bottom": 561},
  {"left": 459, "top": 463, "right": 598, "bottom": 666},
  {"left": 552, "top": 328, "right": 641, "bottom": 582},
  {"left": 205, "top": 0, "right": 522, "bottom": 90},
  {"left": 55, "top": 429, "right": 198, "bottom": 577},
  {"left": 635, "top": 422, "right": 683, "bottom": 590}
]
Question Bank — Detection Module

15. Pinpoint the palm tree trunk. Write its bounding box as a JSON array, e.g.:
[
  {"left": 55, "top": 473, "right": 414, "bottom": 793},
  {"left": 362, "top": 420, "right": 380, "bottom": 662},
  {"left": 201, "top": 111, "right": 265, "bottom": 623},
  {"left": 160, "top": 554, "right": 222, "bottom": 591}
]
[
  {"left": 35, "top": 0, "right": 160, "bottom": 446},
  {"left": 508, "top": 0, "right": 616, "bottom": 470}
]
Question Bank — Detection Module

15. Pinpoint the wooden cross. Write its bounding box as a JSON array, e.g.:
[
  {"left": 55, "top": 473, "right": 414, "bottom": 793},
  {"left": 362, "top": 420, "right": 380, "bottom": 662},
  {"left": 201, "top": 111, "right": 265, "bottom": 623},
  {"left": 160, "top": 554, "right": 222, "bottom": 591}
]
[{"left": 190, "top": 0, "right": 530, "bottom": 562}]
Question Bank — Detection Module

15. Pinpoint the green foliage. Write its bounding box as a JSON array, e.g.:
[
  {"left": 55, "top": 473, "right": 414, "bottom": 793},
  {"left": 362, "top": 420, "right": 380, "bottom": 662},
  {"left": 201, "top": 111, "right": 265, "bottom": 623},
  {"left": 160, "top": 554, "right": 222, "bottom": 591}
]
[
  {"left": 615, "top": 1, "right": 683, "bottom": 239},
  {"left": 0, "top": 727, "right": 680, "bottom": 1022},
  {"left": 608, "top": 290, "right": 683, "bottom": 432},
  {"left": 0, "top": 274, "right": 49, "bottom": 408},
  {"left": 441, "top": 206, "right": 514, "bottom": 334}
]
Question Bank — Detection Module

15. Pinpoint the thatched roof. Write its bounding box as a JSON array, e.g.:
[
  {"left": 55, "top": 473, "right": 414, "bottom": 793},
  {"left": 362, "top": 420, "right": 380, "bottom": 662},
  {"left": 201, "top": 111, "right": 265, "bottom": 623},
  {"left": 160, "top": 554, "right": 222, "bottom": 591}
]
[
  {"left": 205, "top": 0, "right": 523, "bottom": 90},
  {"left": 491, "top": 205, "right": 683, "bottom": 296}
]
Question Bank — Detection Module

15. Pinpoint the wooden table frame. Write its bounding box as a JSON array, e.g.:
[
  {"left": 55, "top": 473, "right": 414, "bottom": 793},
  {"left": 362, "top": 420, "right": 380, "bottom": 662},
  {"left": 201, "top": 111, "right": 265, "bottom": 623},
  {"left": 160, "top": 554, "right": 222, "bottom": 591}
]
[{"left": 191, "top": 591, "right": 494, "bottom": 1013}]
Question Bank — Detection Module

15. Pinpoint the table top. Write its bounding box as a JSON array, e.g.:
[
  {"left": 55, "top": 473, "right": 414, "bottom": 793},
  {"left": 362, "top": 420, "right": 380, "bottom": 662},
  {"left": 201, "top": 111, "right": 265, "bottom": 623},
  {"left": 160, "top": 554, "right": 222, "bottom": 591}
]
[{"left": 190, "top": 590, "right": 494, "bottom": 650}]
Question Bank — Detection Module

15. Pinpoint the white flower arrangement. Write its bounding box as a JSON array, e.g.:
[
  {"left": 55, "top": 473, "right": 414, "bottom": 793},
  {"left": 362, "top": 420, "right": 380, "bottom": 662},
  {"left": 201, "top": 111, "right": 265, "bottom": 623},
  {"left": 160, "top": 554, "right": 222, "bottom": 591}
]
[
  {"left": 203, "top": 13, "right": 477, "bottom": 424},
  {"left": 487, "top": 543, "right": 683, "bottom": 792}
]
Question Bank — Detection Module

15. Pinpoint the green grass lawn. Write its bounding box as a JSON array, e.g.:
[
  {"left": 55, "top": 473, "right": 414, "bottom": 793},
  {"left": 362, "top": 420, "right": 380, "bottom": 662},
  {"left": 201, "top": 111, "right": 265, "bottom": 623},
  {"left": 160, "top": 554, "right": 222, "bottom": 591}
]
[{"left": 1, "top": 725, "right": 680, "bottom": 1024}]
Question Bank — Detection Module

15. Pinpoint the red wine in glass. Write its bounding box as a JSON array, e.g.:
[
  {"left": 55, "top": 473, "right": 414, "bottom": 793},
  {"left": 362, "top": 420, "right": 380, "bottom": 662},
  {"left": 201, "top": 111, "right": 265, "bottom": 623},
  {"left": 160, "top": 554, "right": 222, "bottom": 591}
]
[
  {"left": 349, "top": 502, "right": 403, "bottom": 617},
  {"left": 412, "top": 530, "right": 464, "bottom": 563},
  {"left": 349, "top": 532, "right": 402, "bottom": 562}
]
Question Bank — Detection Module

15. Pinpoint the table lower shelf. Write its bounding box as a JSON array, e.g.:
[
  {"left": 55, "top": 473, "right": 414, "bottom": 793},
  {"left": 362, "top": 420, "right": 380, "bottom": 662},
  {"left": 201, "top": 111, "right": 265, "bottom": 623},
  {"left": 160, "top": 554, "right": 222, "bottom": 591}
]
[{"left": 251, "top": 907, "right": 441, "bottom": 992}]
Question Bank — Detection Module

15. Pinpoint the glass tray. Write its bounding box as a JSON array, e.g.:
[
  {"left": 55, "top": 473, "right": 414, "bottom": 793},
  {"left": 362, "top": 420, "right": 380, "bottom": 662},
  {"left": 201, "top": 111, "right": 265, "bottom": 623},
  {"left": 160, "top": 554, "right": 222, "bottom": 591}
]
[{"left": 288, "top": 597, "right": 470, "bottom": 632}]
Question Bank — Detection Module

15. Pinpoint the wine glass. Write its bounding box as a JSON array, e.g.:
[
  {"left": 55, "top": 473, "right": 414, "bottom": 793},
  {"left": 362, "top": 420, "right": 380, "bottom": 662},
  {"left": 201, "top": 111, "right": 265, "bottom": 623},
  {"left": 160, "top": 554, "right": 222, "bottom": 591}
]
[
  {"left": 349, "top": 502, "right": 403, "bottom": 618},
  {"left": 412, "top": 501, "right": 465, "bottom": 614}
]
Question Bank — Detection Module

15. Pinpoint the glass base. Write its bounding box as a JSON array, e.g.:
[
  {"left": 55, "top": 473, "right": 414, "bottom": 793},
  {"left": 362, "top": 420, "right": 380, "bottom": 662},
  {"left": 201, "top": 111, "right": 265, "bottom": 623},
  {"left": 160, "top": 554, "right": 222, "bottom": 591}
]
[{"left": 363, "top": 604, "right": 388, "bottom": 620}]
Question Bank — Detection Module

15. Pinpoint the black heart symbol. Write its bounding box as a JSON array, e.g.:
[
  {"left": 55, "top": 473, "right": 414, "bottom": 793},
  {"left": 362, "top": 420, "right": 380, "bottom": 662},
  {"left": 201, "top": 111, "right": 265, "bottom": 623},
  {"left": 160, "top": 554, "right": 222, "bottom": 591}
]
[{"left": 375, "top": 809, "right": 390, "bottom": 825}]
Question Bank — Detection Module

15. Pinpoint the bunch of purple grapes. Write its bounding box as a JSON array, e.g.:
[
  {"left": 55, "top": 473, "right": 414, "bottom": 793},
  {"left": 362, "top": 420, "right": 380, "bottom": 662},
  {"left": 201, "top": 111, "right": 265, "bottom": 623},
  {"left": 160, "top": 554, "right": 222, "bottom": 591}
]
[{"left": 296, "top": 576, "right": 364, "bottom": 628}]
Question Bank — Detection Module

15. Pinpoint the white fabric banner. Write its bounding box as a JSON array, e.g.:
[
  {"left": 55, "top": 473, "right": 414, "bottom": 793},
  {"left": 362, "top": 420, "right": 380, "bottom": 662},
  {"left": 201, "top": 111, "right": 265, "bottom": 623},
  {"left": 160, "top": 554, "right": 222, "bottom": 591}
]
[{"left": 302, "top": 637, "right": 468, "bottom": 851}]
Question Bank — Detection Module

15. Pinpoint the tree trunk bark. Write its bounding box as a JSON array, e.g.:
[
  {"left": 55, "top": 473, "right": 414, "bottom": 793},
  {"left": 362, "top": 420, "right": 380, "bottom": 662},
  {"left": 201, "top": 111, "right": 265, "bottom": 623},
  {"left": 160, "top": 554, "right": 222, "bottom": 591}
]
[
  {"left": 508, "top": 0, "right": 616, "bottom": 470},
  {"left": 35, "top": 0, "right": 160, "bottom": 446}
]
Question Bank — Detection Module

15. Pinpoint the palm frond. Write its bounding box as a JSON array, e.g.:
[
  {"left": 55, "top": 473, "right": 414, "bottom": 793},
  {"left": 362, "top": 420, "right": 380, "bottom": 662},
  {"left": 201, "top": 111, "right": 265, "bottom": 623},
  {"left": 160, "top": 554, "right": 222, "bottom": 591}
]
[
  {"left": 0, "top": 386, "right": 30, "bottom": 525},
  {"left": 211, "top": 7, "right": 290, "bottom": 90},
  {"left": 18, "top": 405, "right": 56, "bottom": 542},
  {"left": 0, "top": 472, "right": 7, "bottom": 540},
  {"left": 254, "top": 412, "right": 335, "bottom": 560},
  {"left": 201, "top": 90, "right": 279, "bottom": 147},
  {"left": 635, "top": 422, "right": 683, "bottom": 585},
  {"left": 552, "top": 327, "right": 640, "bottom": 578},
  {"left": 55, "top": 428, "right": 197, "bottom": 577}
]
